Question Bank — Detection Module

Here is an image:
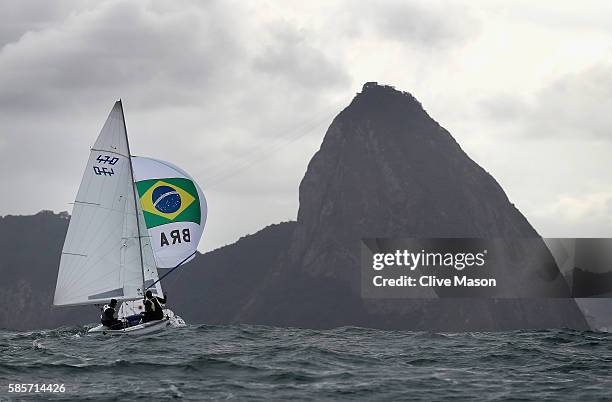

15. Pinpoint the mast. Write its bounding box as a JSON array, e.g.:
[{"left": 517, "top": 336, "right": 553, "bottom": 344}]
[{"left": 118, "top": 99, "right": 146, "bottom": 295}]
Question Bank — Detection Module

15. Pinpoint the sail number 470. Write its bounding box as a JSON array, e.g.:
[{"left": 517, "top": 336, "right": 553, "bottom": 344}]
[{"left": 93, "top": 154, "right": 119, "bottom": 176}]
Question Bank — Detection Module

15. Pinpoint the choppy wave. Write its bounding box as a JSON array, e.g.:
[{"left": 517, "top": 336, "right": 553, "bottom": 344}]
[{"left": 1, "top": 325, "right": 612, "bottom": 400}]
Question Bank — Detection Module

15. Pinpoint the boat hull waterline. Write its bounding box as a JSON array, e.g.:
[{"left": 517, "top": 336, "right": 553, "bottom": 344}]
[{"left": 88, "top": 316, "right": 171, "bottom": 335}]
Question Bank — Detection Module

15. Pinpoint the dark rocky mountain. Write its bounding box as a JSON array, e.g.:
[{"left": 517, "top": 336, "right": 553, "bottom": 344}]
[
  {"left": 0, "top": 83, "right": 590, "bottom": 331},
  {"left": 235, "top": 82, "right": 589, "bottom": 330},
  {"left": 0, "top": 211, "right": 91, "bottom": 330}
]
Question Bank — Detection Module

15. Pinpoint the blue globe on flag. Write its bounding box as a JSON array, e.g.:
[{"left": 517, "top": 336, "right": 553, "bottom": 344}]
[{"left": 152, "top": 185, "right": 181, "bottom": 214}]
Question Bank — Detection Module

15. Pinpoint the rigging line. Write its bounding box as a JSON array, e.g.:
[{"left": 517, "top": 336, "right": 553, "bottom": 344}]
[
  {"left": 120, "top": 100, "right": 146, "bottom": 292},
  {"left": 146, "top": 251, "right": 197, "bottom": 290},
  {"left": 203, "top": 115, "right": 332, "bottom": 186},
  {"left": 206, "top": 113, "right": 332, "bottom": 180},
  {"left": 69, "top": 202, "right": 131, "bottom": 215},
  {"left": 131, "top": 156, "right": 189, "bottom": 179},
  {"left": 90, "top": 148, "right": 129, "bottom": 158},
  {"left": 204, "top": 114, "right": 332, "bottom": 188},
  {"left": 196, "top": 118, "right": 318, "bottom": 175},
  {"left": 197, "top": 109, "right": 336, "bottom": 179}
]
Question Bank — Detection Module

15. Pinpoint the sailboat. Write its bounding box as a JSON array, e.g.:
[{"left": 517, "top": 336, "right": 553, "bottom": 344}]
[{"left": 53, "top": 101, "right": 207, "bottom": 335}]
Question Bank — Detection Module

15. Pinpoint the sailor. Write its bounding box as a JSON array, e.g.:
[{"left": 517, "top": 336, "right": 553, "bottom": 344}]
[
  {"left": 142, "top": 290, "right": 167, "bottom": 322},
  {"left": 100, "top": 299, "right": 123, "bottom": 329}
]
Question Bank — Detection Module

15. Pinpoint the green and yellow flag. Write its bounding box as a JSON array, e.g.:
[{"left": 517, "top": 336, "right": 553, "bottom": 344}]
[{"left": 136, "top": 178, "right": 201, "bottom": 229}]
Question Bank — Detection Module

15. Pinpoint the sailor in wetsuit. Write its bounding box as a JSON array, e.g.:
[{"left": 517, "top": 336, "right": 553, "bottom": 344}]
[
  {"left": 100, "top": 299, "right": 123, "bottom": 329},
  {"left": 142, "top": 290, "right": 167, "bottom": 322}
]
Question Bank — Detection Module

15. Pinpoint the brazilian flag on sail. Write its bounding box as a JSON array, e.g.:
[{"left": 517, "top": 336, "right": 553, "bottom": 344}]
[{"left": 136, "top": 178, "right": 201, "bottom": 229}]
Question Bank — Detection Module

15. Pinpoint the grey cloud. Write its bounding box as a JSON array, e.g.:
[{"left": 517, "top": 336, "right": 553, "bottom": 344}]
[
  {"left": 480, "top": 61, "right": 612, "bottom": 141},
  {"left": 533, "top": 192, "right": 612, "bottom": 238},
  {"left": 252, "top": 22, "right": 350, "bottom": 90},
  {"left": 345, "top": 0, "right": 479, "bottom": 48},
  {"left": 0, "top": 1, "right": 244, "bottom": 113},
  {"left": 479, "top": 93, "right": 531, "bottom": 122},
  {"left": 495, "top": 2, "right": 612, "bottom": 36},
  {"left": 0, "top": 0, "right": 90, "bottom": 48},
  {"left": 528, "top": 64, "right": 612, "bottom": 140}
]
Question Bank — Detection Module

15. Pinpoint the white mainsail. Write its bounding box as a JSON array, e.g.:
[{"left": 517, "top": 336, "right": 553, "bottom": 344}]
[{"left": 54, "top": 101, "right": 150, "bottom": 306}]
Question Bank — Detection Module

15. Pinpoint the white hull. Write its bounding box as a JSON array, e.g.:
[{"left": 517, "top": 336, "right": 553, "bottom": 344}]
[
  {"left": 88, "top": 317, "right": 170, "bottom": 335},
  {"left": 88, "top": 308, "right": 184, "bottom": 336},
  {"left": 88, "top": 310, "right": 173, "bottom": 336}
]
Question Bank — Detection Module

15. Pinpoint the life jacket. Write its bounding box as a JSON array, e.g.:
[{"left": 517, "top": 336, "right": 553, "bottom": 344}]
[
  {"left": 100, "top": 305, "right": 116, "bottom": 322},
  {"left": 145, "top": 297, "right": 163, "bottom": 319}
]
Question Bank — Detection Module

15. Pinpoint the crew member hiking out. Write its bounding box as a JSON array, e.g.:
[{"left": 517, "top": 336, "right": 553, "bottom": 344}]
[
  {"left": 143, "top": 290, "right": 167, "bottom": 322},
  {"left": 100, "top": 299, "right": 123, "bottom": 329}
]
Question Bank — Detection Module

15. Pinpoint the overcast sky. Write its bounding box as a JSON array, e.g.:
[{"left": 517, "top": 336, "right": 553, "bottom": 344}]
[{"left": 1, "top": 0, "right": 611, "bottom": 251}]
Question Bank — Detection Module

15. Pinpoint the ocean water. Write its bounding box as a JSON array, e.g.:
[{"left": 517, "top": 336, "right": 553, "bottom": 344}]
[{"left": 1, "top": 325, "right": 612, "bottom": 401}]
